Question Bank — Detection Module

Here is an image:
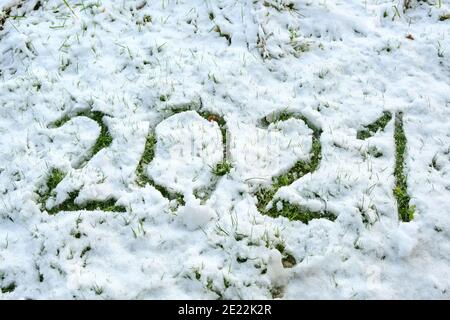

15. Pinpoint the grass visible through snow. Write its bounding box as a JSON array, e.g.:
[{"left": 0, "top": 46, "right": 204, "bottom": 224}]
[
  {"left": 393, "top": 112, "right": 414, "bottom": 222},
  {"left": 212, "top": 160, "right": 232, "bottom": 176},
  {"left": 357, "top": 111, "right": 392, "bottom": 140},
  {"left": 1, "top": 282, "right": 16, "bottom": 294},
  {"left": 357, "top": 110, "right": 414, "bottom": 222},
  {"left": 40, "top": 107, "right": 230, "bottom": 213},
  {"left": 266, "top": 200, "right": 337, "bottom": 224},
  {"left": 37, "top": 109, "right": 124, "bottom": 214},
  {"left": 135, "top": 132, "right": 185, "bottom": 204},
  {"left": 255, "top": 110, "right": 336, "bottom": 224},
  {"left": 39, "top": 107, "right": 414, "bottom": 221},
  {"left": 38, "top": 170, "right": 126, "bottom": 214},
  {"left": 135, "top": 107, "right": 229, "bottom": 204},
  {"left": 52, "top": 110, "right": 113, "bottom": 167},
  {"left": 46, "top": 190, "right": 126, "bottom": 214},
  {"left": 135, "top": 134, "right": 156, "bottom": 187},
  {"left": 37, "top": 168, "right": 65, "bottom": 210}
]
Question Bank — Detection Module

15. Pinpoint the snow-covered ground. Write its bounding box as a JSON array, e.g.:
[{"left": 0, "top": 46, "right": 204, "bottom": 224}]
[{"left": 0, "top": 0, "right": 449, "bottom": 299}]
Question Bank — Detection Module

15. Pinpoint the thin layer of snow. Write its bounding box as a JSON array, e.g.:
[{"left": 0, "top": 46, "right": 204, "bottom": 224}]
[{"left": 0, "top": 0, "right": 449, "bottom": 299}]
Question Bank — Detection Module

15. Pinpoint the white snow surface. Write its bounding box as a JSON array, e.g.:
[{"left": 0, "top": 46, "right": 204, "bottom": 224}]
[
  {"left": 148, "top": 111, "right": 223, "bottom": 195},
  {"left": 0, "top": 0, "right": 449, "bottom": 299},
  {"left": 229, "top": 117, "right": 313, "bottom": 183}
]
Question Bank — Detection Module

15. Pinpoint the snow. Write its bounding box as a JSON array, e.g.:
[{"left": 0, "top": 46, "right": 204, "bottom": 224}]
[
  {"left": 178, "top": 201, "right": 215, "bottom": 231},
  {"left": 148, "top": 111, "right": 223, "bottom": 195},
  {"left": 229, "top": 117, "right": 313, "bottom": 183},
  {"left": 0, "top": 0, "right": 449, "bottom": 299},
  {"left": 267, "top": 249, "right": 288, "bottom": 288}
]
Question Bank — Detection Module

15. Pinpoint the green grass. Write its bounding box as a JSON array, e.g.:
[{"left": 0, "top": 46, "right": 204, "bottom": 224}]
[
  {"left": 255, "top": 111, "right": 336, "bottom": 223},
  {"left": 150, "top": 106, "right": 230, "bottom": 203},
  {"left": 88, "top": 111, "right": 113, "bottom": 156},
  {"left": 143, "top": 14, "right": 152, "bottom": 24},
  {"left": 357, "top": 111, "right": 413, "bottom": 221},
  {"left": 37, "top": 168, "right": 65, "bottom": 210},
  {"left": 52, "top": 110, "right": 113, "bottom": 168},
  {"left": 152, "top": 181, "right": 185, "bottom": 204},
  {"left": 51, "top": 114, "right": 72, "bottom": 127},
  {"left": 439, "top": 13, "right": 450, "bottom": 21},
  {"left": 393, "top": 112, "right": 413, "bottom": 222},
  {"left": 213, "top": 25, "right": 231, "bottom": 45},
  {"left": 92, "top": 284, "right": 104, "bottom": 295},
  {"left": 265, "top": 200, "right": 336, "bottom": 224},
  {"left": 44, "top": 168, "right": 65, "bottom": 193},
  {"left": 135, "top": 134, "right": 156, "bottom": 187},
  {"left": 134, "top": 132, "right": 184, "bottom": 203},
  {"left": 212, "top": 160, "right": 232, "bottom": 176},
  {"left": 356, "top": 111, "right": 413, "bottom": 221},
  {"left": 45, "top": 189, "right": 126, "bottom": 214},
  {"left": 206, "top": 277, "right": 223, "bottom": 300},
  {"left": 255, "top": 187, "right": 277, "bottom": 213},
  {"left": 62, "top": 0, "right": 77, "bottom": 17},
  {"left": 357, "top": 111, "right": 392, "bottom": 140},
  {"left": 263, "top": 0, "right": 297, "bottom": 12},
  {"left": 37, "top": 109, "right": 125, "bottom": 214},
  {"left": 0, "top": 8, "right": 12, "bottom": 31},
  {"left": 1, "top": 282, "right": 16, "bottom": 294}
]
